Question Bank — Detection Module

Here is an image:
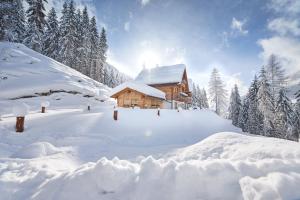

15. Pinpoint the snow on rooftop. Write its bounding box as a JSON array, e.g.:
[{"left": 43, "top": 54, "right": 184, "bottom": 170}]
[
  {"left": 110, "top": 81, "right": 166, "bottom": 99},
  {"left": 135, "top": 64, "right": 186, "bottom": 85}
]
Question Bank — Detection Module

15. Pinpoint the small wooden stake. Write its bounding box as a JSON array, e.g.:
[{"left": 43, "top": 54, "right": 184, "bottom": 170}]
[
  {"left": 16, "top": 116, "right": 25, "bottom": 132},
  {"left": 87, "top": 105, "right": 90, "bottom": 111},
  {"left": 157, "top": 108, "right": 160, "bottom": 116},
  {"left": 41, "top": 106, "right": 45, "bottom": 113},
  {"left": 113, "top": 110, "right": 118, "bottom": 120}
]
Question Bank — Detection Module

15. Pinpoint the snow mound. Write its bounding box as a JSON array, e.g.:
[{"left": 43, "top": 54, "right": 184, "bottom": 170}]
[
  {"left": 11, "top": 142, "right": 62, "bottom": 159},
  {"left": 30, "top": 132, "right": 300, "bottom": 200},
  {"left": 171, "top": 132, "right": 300, "bottom": 161},
  {"left": 0, "top": 42, "right": 110, "bottom": 99}
]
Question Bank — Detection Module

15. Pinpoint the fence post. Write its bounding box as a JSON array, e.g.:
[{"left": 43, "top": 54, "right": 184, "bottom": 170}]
[
  {"left": 13, "top": 103, "right": 29, "bottom": 133},
  {"left": 114, "top": 107, "right": 118, "bottom": 120},
  {"left": 16, "top": 116, "right": 25, "bottom": 132},
  {"left": 41, "top": 101, "right": 50, "bottom": 113},
  {"left": 157, "top": 108, "right": 160, "bottom": 116}
]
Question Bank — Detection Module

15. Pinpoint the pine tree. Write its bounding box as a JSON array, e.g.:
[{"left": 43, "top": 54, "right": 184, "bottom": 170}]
[
  {"left": 266, "top": 54, "right": 287, "bottom": 99},
  {"left": 58, "top": 0, "right": 77, "bottom": 68},
  {"left": 99, "top": 27, "right": 108, "bottom": 83},
  {"left": 196, "top": 85, "right": 202, "bottom": 108},
  {"left": 238, "top": 97, "right": 249, "bottom": 131},
  {"left": 192, "top": 83, "right": 197, "bottom": 107},
  {"left": 0, "top": 0, "right": 25, "bottom": 42},
  {"left": 88, "top": 16, "right": 100, "bottom": 80},
  {"left": 247, "top": 75, "right": 264, "bottom": 135},
  {"left": 201, "top": 88, "right": 209, "bottom": 108},
  {"left": 80, "top": 6, "right": 90, "bottom": 76},
  {"left": 74, "top": 9, "right": 84, "bottom": 72},
  {"left": 228, "top": 84, "right": 242, "bottom": 126},
  {"left": 292, "top": 97, "right": 300, "bottom": 142},
  {"left": 257, "top": 66, "right": 275, "bottom": 136},
  {"left": 208, "top": 68, "right": 227, "bottom": 115},
  {"left": 24, "top": 0, "right": 48, "bottom": 52},
  {"left": 42, "top": 7, "right": 59, "bottom": 59},
  {"left": 274, "top": 88, "right": 294, "bottom": 139}
]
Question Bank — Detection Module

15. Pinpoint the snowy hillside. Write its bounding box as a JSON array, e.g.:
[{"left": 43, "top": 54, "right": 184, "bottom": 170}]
[
  {"left": 1, "top": 42, "right": 300, "bottom": 200},
  {"left": 0, "top": 42, "right": 110, "bottom": 100}
]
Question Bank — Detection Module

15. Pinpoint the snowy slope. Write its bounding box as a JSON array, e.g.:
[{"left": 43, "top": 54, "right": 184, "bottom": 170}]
[{"left": 0, "top": 42, "right": 110, "bottom": 99}]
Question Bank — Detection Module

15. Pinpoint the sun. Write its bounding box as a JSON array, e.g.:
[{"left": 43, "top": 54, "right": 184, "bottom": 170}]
[{"left": 138, "top": 50, "right": 161, "bottom": 69}]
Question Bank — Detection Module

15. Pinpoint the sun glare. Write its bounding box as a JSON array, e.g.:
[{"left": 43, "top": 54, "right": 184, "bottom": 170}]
[{"left": 138, "top": 50, "right": 161, "bottom": 69}]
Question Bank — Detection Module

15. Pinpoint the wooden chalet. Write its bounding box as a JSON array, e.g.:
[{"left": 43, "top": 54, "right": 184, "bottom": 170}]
[
  {"left": 110, "top": 64, "right": 192, "bottom": 109},
  {"left": 110, "top": 82, "right": 166, "bottom": 108},
  {"left": 135, "top": 64, "right": 192, "bottom": 108}
]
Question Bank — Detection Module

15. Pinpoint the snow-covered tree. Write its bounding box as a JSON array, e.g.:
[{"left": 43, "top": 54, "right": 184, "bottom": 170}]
[
  {"left": 24, "top": 0, "right": 47, "bottom": 52},
  {"left": 238, "top": 97, "right": 249, "bottom": 132},
  {"left": 257, "top": 66, "right": 275, "bottom": 136},
  {"left": 274, "top": 88, "right": 294, "bottom": 139},
  {"left": 266, "top": 54, "right": 287, "bottom": 99},
  {"left": 58, "top": 0, "right": 77, "bottom": 68},
  {"left": 247, "top": 75, "right": 263, "bottom": 135},
  {"left": 228, "top": 84, "right": 242, "bottom": 126},
  {"left": 208, "top": 68, "right": 227, "bottom": 115},
  {"left": 73, "top": 9, "right": 85, "bottom": 72},
  {"left": 88, "top": 16, "right": 100, "bottom": 80},
  {"left": 79, "top": 6, "right": 91, "bottom": 76},
  {"left": 42, "top": 7, "right": 59, "bottom": 59},
  {"left": 0, "top": 0, "right": 26, "bottom": 42},
  {"left": 98, "top": 27, "right": 108, "bottom": 83},
  {"left": 201, "top": 88, "right": 209, "bottom": 108},
  {"left": 292, "top": 97, "right": 300, "bottom": 142},
  {"left": 192, "top": 83, "right": 197, "bottom": 106}
]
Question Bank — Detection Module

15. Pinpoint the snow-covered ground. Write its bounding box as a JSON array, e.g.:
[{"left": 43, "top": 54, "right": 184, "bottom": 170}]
[{"left": 1, "top": 42, "right": 300, "bottom": 200}]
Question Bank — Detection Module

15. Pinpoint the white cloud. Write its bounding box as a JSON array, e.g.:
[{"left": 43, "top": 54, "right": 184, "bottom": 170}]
[
  {"left": 231, "top": 17, "right": 248, "bottom": 36},
  {"left": 140, "top": 0, "right": 151, "bottom": 7},
  {"left": 268, "top": 0, "right": 300, "bottom": 15},
  {"left": 268, "top": 18, "right": 300, "bottom": 36},
  {"left": 124, "top": 21, "right": 130, "bottom": 32},
  {"left": 258, "top": 36, "right": 300, "bottom": 74}
]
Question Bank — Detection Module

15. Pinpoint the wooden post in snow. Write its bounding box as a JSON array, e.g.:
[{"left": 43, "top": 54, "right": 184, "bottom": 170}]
[
  {"left": 157, "top": 108, "right": 160, "bottom": 116},
  {"left": 16, "top": 116, "right": 25, "bottom": 132},
  {"left": 113, "top": 107, "right": 118, "bottom": 121},
  {"left": 13, "top": 103, "right": 29, "bottom": 133},
  {"left": 41, "top": 101, "right": 50, "bottom": 113}
]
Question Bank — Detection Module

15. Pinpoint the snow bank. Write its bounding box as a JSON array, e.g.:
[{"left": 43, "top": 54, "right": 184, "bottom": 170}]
[
  {"left": 11, "top": 142, "right": 62, "bottom": 159},
  {"left": 27, "top": 132, "right": 300, "bottom": 200},
  {"left": 12, "top": 103, "right": 29, "bottom": 116}
]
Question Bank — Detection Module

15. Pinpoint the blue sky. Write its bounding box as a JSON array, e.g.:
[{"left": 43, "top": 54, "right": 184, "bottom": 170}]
[{"left": 47, "top": 0, "right": 300, "bottom": 94}]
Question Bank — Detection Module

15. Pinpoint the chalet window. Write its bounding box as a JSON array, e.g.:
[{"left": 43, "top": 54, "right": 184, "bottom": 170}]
[
  {"left": 131, "top": 99, "right": 138, "bottom": 106},
  {"left": 124, "top": 99, "right": 130, "bottom": 107}
]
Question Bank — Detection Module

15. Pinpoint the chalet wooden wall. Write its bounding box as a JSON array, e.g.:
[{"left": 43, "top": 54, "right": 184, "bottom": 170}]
[{"left": 114, "top": 88, "right": 163, "bottom": 108}]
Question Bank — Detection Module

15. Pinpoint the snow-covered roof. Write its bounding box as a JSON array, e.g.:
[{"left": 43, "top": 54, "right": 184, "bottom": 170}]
[
  {"left": 110, "top": 82, "right": 166, "bottom": 99},
  {"left": 135, "top": 64, "right": 186, "bottom": 85}
]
